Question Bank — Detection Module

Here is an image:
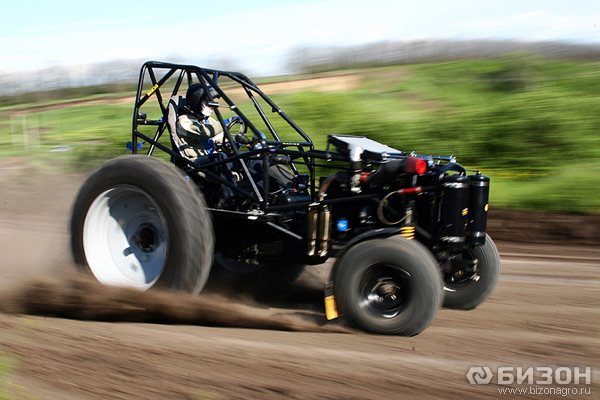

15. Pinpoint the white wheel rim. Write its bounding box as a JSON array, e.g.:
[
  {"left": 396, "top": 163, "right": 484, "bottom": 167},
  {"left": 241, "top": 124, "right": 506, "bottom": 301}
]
[{"left": 83, "top": 185, "right": 168, "bottom": 290}]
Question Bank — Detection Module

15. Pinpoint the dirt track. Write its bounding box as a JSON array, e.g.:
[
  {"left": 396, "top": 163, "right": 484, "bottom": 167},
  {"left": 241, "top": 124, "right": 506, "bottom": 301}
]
[{"left": 0, "top": 171, "right": 599, "bottom": 399}]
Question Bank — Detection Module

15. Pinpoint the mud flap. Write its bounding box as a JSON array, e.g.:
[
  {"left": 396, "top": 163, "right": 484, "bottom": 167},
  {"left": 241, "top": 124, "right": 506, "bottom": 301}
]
[{"left": 324, "top": 295, "right": 339, "bottom": 320}]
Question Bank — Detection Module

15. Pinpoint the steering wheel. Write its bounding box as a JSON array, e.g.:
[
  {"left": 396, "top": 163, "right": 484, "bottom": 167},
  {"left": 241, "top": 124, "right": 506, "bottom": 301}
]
[
  {"left": 218, "top": 116, "right": 249, "bottom": 154},
  {"left": 226, "top": 115, "right": 247, "bottom": 136}
]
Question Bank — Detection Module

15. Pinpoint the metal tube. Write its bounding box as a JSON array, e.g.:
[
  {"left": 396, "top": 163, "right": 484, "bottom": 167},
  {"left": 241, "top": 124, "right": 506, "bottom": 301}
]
[
  {"left": 307, "top": 208, "right": 319, "bottom": 256},
  {"left": 317, "top": 207, "right": 331, "bottom": 257}
]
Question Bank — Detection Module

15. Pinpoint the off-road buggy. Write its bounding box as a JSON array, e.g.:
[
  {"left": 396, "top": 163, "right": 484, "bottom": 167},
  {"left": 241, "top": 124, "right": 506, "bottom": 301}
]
[{"left": 70, "top": 61, "right": 500, "bottom": 336}]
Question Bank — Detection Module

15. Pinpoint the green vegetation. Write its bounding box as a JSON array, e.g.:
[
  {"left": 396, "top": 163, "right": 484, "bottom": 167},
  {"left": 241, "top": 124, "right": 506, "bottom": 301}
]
[
  {"left": 0, "top": 349, "right": 34, "bottom": 400},
  {"left": 0, "top": 102, "right": 134, "bottom": 169},
  {"left": 273, "top": 58, "right": 600, "bottom": 213},
  {"left": 1, "top": 57, "right": 599, "bottom": 213},
  {"left": 0, "top": 351, "right": 17, "bottom": 400}
]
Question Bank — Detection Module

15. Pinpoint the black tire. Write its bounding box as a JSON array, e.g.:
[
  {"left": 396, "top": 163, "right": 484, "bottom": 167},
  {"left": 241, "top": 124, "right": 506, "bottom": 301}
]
[
  {"left": 442, "top": 234, "right": 500, "bottom": 310},
  {"left": 333, "top": 236, "right": 442, "bottom": 336},
  {"left": 70, "top": 155, "right": 214, "bottom": 295}
]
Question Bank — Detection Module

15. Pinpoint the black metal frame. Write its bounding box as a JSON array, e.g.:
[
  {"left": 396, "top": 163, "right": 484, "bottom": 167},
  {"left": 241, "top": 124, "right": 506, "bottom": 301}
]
[
  {"left": 132, "top": 61, "right": 335, "bottom": 208},
  {"left": 130, "top": 61, "right": 489, "bottom": 266},
  {"left": 131, "top": 61, "right": 453, "bottom": 210}
]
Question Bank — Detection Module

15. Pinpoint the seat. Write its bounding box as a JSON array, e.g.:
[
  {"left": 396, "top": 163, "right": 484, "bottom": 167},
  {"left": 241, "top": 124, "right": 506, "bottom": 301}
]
[{"left": 166, "top": 96, "right": 198, "bottom": 163}]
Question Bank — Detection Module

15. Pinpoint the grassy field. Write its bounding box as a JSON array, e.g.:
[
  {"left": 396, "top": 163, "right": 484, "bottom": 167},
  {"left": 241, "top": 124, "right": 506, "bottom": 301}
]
[
  {"left": 1, "top": 57, "right": 599, "bottom": 214},
  {"left": 0, "top": 350, "right": 18, "bottom": 400}
]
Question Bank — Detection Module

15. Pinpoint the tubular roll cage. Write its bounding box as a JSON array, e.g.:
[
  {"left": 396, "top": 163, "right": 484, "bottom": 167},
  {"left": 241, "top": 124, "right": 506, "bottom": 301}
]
[
  {"left": 131, "top": 61, "right": 462, "bottom": 212},
  {"left": 132, "top": 61, "right": 330, "bottom": 209}
]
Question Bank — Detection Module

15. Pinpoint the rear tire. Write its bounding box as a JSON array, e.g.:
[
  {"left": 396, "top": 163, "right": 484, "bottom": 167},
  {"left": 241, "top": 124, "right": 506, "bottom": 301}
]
[
  {"left": 333, "top": 236, "right": 442, "bottom": 336},
  {"left": 70, "top": 155, "right": 214, "bottom": 295},
  {"left": 442, "top": 234, "right": 500, "bottom": 310}
]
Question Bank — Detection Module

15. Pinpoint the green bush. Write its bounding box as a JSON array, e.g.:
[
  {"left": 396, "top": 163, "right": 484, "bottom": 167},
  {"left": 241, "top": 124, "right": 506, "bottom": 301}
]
[{"left": 1, "top": 58, "right": 600, "bottom": 213}]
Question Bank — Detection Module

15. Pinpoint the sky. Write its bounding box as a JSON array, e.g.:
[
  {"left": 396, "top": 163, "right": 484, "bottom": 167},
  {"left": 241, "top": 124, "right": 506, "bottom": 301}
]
[{"left": 1, "top": 0, "right": 599, "bottom": 76}]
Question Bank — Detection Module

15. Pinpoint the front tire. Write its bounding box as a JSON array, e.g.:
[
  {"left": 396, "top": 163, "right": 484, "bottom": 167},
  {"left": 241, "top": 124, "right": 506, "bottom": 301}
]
[
  {"left": 70, "top": 155, "right": 214, "bottom": 295},
  {"left": 333, "top": 236, "right": 442, "bottom": 336}
]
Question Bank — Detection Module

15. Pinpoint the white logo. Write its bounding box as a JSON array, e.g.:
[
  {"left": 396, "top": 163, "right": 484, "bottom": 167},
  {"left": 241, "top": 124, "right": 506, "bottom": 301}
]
[
  {"left": 466, "top": 366, "right": 592, "bottom": 385},
  {"left": 467, "top": 366, "right": 493, "bottom": 385}
]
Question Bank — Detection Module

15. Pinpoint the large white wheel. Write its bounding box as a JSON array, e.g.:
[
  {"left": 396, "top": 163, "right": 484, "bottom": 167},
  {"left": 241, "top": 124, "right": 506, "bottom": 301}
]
[
  {"left": 71, "top": 155, "right": 214, "bottom": 294},
  {"left": 82, "top": 185, "right": 168, "bottom": 290}
]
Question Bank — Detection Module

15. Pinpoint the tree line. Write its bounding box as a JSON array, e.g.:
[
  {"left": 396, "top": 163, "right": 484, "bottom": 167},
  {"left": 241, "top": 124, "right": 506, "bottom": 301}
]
[{"left": 285, "top": 39, "right": 600, "bottom": 74}]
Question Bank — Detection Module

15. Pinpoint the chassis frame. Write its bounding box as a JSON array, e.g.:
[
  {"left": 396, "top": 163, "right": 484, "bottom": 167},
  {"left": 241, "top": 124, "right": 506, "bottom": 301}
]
[{"left": 130, "top": 61, "right": 490, "bottom": 267}]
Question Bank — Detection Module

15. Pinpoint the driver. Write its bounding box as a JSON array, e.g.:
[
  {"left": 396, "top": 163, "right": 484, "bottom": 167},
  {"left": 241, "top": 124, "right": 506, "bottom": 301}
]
[{"left": 176, "top": 83, "right": 224, "bottom": 160}]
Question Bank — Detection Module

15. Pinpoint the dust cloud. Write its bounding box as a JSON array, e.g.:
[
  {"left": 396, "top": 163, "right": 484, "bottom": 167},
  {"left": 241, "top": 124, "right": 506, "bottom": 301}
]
[{"left": 0, "top": 271, "right": 350, "bottom": 334}]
